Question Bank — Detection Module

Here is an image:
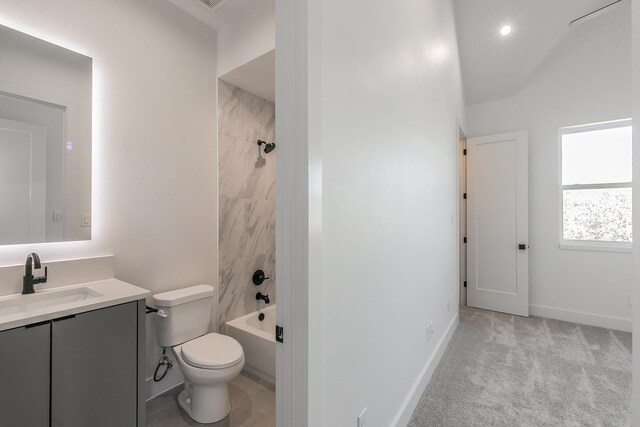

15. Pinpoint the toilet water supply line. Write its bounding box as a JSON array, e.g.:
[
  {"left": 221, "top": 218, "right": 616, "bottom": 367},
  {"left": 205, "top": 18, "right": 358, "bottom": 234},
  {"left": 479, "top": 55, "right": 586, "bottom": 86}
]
[
  {"left": 154, "top": 347, "right": 173, "bottom": 382},
  {"left": 146, "top": 306, "right": 172, "bottom": 382}
]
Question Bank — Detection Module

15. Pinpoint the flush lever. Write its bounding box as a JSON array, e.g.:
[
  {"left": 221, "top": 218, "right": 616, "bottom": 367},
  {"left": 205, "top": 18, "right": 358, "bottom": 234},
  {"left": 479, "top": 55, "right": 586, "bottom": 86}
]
[{"left": 145, "top": 306, "right": 168, "bottom": 317}]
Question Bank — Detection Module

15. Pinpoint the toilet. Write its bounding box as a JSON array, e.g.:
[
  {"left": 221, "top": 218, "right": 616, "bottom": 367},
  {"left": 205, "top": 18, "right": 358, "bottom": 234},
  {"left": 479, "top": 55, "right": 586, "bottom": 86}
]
[{"left": 153, "top": 285, "right": 244, "bottom": 424}]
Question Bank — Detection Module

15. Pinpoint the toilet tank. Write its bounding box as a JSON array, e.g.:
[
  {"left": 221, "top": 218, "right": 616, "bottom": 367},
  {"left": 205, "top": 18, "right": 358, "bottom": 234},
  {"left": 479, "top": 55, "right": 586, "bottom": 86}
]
[{"left": 153, "top": 285, "right": 214, "bottom": 347}]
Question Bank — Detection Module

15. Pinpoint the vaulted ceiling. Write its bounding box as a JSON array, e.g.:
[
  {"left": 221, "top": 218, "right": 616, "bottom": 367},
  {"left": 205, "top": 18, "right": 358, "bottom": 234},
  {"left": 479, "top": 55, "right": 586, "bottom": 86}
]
[
  {"left": 168, "top": 0, "right": 621, "bottom": 107},
  {"left": 453, "top": 0, "right": 618, "bottom": 105}
]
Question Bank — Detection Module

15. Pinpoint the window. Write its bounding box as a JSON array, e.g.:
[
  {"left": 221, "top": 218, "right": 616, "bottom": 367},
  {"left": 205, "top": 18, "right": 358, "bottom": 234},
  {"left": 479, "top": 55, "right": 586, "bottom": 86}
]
[{"left": 560, "top": 120, "right": 632, "bottom": 250}]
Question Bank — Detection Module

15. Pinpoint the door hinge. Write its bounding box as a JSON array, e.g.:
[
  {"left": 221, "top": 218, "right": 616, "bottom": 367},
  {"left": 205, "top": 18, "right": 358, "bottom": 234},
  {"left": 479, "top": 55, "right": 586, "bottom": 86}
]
[
  {"left": 463, "top": 148, "right": 467, "bottom": 155},
  {"left": 275, "top": 325, "right": 284, "bottom": 343},
  {"left": 463, "top": 236, "right": 467, "bottom": 244},
  {"left": 464, "top": 281, "right": 467, "bottom": 288},
  {"left": 463, "top": 192, "right": 467, "bottom": 199}
]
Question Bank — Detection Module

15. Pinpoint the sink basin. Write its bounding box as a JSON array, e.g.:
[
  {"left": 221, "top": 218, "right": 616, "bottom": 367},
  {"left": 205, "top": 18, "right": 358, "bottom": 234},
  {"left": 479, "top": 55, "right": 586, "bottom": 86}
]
[
  {"left": 0, "top": 287, "right": 102, "bottom": 318},
  {"left": 0, "top": 278, "right": 149, "bottom": 332}
]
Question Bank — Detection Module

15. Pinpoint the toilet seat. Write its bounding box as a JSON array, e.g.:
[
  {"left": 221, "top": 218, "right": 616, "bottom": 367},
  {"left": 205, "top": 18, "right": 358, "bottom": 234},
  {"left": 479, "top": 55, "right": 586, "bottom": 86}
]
[{"left": 181, "top": 333, "right": 243, "bottom": 370}]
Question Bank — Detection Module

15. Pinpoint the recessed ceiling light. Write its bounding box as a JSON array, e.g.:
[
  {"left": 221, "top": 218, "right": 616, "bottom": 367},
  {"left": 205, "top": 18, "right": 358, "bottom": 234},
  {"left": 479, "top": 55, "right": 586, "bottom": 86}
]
[{"left": 500, "top": 25, "right": 512, "bottom": 36}]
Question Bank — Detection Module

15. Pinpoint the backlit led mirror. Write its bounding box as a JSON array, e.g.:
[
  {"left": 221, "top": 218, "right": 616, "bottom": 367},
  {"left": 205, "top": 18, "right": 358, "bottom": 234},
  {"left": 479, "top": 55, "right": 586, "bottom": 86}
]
[{"left": 0, "top": 24, "right": 92, "bottom": 245}]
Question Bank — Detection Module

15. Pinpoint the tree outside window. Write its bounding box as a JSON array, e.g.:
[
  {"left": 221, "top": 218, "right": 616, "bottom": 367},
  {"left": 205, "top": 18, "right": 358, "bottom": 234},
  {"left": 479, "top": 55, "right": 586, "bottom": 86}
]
[{"left": 560, "top": 120, "right": 632, "bottom": 248}]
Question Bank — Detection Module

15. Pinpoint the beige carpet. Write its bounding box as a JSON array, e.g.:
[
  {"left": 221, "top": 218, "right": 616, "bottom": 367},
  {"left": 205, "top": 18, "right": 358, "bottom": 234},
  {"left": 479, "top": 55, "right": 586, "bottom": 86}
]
[{"left": 408, "top": 307, "right": 632, "bottom": 426}]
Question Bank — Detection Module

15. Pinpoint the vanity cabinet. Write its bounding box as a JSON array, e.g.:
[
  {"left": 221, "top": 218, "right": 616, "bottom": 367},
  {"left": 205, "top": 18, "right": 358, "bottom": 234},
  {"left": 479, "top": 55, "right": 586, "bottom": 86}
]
[
  {"left": 0, "top": 322, "right": 50, "bottom": 427},
  {"left": 51, "top": 302, "right": 138, "bottom": 427},
  {"left": 0, "top": 300, "right": 145, "bottom": 427}
]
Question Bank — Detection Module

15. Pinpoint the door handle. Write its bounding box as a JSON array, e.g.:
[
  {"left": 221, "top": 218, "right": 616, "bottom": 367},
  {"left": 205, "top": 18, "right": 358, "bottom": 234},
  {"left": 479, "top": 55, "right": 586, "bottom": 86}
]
[{"left": 518, "top": 244, "right": 527, "bottom": 250}]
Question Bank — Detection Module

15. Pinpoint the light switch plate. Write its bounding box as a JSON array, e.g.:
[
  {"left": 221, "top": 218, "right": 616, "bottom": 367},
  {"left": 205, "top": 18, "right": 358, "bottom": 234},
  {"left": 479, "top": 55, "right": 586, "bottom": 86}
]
[{"left": 81, "top": 214, "right": 92, "bottom": 227}]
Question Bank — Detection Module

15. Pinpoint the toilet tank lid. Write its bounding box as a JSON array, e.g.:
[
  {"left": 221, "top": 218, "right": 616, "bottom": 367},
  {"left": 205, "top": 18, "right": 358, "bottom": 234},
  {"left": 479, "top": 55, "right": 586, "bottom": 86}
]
[{"left": 153, "top": 285, "right": 214, "bottom": 307}]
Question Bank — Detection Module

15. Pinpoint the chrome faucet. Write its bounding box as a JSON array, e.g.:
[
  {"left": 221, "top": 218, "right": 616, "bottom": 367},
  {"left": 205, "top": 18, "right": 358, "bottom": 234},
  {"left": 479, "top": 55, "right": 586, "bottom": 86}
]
[{"left": 22, "top": 253, "right": 47, "bottom": 294}]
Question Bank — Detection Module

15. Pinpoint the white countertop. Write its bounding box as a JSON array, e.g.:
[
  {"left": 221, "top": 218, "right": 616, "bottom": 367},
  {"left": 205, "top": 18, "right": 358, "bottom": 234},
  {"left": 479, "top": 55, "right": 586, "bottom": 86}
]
[{"left": 0, "top": 278, "right": 150, "bottom": 332}]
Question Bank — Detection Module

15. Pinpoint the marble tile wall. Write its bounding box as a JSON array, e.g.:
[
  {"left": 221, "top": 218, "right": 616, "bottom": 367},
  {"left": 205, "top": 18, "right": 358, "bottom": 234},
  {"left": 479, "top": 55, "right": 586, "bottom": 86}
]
[{"left": 218, "top": 80, "right": 276, "bottom": 331}]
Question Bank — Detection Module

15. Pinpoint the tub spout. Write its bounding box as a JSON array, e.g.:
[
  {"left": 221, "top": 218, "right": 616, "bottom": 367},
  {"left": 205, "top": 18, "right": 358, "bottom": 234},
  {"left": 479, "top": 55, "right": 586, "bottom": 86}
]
[{"left": 256, "top": 292, "right": 270, "bottom": 304}]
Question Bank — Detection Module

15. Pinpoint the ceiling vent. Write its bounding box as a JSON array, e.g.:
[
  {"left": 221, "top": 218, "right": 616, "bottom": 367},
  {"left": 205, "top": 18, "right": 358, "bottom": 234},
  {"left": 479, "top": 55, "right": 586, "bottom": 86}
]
[{"left": 196, "top": 0, "right": 228, "bottom": 10}]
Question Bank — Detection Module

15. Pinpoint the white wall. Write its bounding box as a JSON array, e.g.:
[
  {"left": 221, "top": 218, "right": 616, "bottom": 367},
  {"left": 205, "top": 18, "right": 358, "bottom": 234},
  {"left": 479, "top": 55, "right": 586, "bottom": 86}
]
[
  {"left": 632, "top": 0, "right": 639, "bottom": 423},
  {"left": 305, "top": 0, "right": 465, "bottom": 425},
  {"left": 0, "top": 0, "right": 218, "bottom": 397},
  {"left": 216, "top": 0, "right": 275, "bottom": 77},
  {"left": 465, "top": 5, "right": 632, "bottom": 331}
]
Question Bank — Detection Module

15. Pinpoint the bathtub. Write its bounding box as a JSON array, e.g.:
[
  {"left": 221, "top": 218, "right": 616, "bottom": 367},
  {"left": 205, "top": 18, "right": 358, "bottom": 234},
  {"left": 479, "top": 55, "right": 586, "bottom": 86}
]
[{"left": 226, "top": 304, "right": 276, "bottom": 385}]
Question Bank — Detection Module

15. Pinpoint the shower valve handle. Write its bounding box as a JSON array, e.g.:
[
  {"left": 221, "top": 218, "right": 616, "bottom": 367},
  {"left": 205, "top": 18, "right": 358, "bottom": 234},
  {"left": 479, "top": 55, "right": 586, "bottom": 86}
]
[{"left": 252, "top": 269, "right": 270, "bottom": 286}]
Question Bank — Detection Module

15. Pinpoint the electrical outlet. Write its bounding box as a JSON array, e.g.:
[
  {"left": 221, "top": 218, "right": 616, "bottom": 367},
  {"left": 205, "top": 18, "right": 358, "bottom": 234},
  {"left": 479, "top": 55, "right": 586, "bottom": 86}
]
[{"left": 358, "top": 408, "right": 368, "bottom": 427}]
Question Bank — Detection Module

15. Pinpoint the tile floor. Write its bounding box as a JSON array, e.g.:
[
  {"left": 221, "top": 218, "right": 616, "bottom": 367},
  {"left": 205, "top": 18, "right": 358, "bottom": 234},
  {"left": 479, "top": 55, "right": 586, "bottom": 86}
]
[{"left": 146, "top": 373, "right": 275, "bottom": 427}]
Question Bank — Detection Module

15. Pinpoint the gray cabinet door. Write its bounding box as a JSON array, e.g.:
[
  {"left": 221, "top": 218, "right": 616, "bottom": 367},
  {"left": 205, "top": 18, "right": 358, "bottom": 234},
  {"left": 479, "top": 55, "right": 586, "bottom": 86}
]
[
  {"left": 0, "top": 322, "right": 50, "bottom": 427},
  {"left": 51, "top": 302, "right": 138, "bottom": 427}
]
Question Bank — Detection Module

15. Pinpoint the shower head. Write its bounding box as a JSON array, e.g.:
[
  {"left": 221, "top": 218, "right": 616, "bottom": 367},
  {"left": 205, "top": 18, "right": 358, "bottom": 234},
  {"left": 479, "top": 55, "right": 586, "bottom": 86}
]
[
  {"left": 257, "top": 140, "right": 276, "bottom": 154},
  {"left": 264, "top": 143, "right": 276, "bottom": 153}
]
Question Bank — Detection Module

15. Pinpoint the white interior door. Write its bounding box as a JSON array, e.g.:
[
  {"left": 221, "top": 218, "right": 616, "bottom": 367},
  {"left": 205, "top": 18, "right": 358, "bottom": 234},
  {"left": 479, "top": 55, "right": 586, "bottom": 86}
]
[
  {"left": 0, "top": 118, "right": 47, "bottom": 244},
  {"left": 467, "top": 131, "right": 529, "bottom": 316}
]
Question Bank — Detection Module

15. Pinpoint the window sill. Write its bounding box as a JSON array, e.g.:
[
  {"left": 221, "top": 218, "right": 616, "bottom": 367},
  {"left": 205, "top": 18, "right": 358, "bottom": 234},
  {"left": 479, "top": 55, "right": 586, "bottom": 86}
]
[{"left": 559, "top": 243, "right": 632, "bottom": 253}]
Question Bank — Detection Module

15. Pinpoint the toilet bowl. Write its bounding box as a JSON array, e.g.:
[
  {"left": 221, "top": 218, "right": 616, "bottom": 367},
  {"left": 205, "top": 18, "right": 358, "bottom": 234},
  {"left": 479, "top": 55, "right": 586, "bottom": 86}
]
[
  {"left": 172, "top": 333, "right": 244, "bottom": 423},
  {"left": 153, "top": 285, "right": 245, "bottom": 423}
]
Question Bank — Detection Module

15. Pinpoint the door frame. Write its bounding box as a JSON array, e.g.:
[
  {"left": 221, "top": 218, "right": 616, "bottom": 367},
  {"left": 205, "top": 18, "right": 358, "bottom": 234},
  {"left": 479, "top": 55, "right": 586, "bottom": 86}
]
[
  {"left": 276, "top": 1, "right": 322, "bottom": 426},
  {"left": 458, "top": 127, "right": 467, "bottom": 307},
  {"left": 466, "top": 130, "right": 529, "bottom": 317}
]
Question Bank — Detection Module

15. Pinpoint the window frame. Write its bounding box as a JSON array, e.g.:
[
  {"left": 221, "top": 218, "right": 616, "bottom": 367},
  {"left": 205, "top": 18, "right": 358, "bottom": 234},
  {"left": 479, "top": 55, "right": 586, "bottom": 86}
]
[{"left": 558, "top": 119, "right": 633, "bottom": 252}]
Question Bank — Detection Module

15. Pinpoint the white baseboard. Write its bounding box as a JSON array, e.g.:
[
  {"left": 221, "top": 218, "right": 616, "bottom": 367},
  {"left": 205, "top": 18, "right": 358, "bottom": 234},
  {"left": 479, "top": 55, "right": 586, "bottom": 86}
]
[
  {"left": 391, "top": 312, "right": 459, "bottom": 427},
  {"left": 242, "top": 366, "right": 275, "bottom": 387},
  {"left": 529, "top": 304, "right": 631, "bottom": 332},
  {"left": 145, "top": 368, "right": 184, "bottom": 401}
]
